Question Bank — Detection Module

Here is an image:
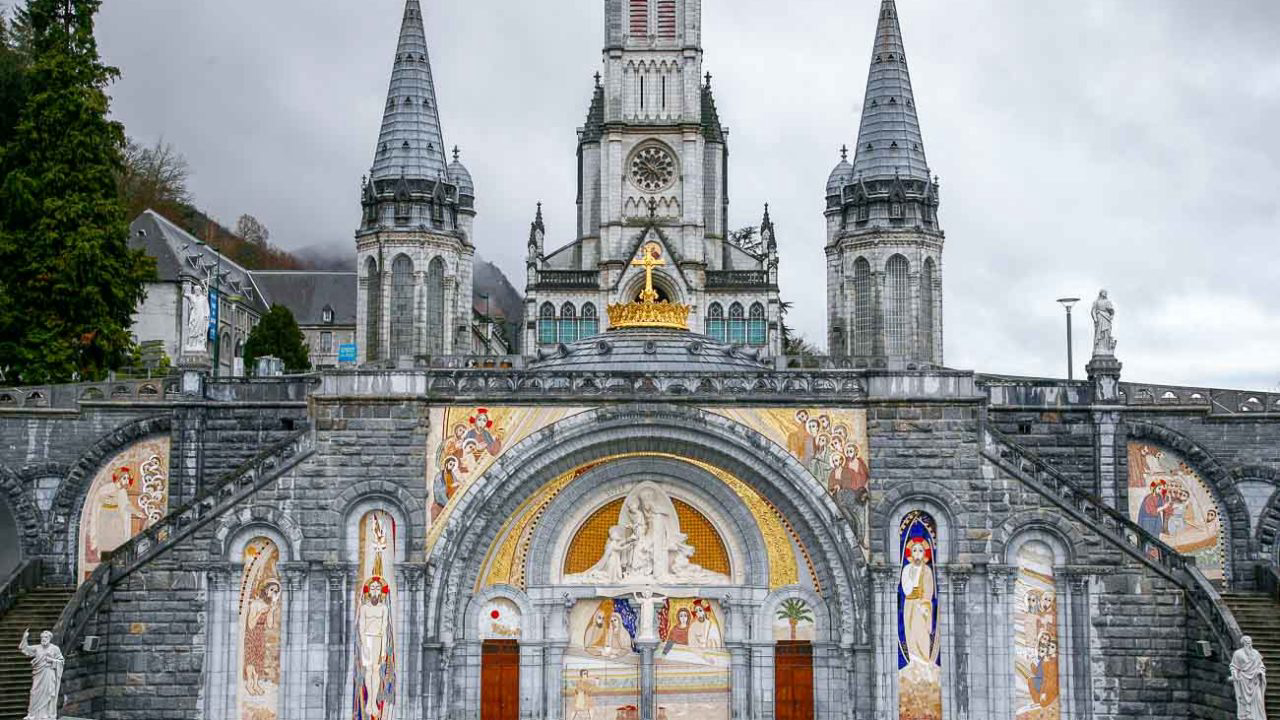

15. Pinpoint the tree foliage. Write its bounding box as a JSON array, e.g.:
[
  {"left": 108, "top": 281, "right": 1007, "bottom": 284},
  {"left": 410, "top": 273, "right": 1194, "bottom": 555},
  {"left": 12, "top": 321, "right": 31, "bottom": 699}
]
[
  {"left": 242, "top": 304, "right": 310, "bottom": 373},
  {"left": 119, "top": 137, "right": 190, "bottom": 220},
  {"left": 234, "top": 213, "right": 269, "bottom": 247},
  {"left": 0, "top": 5, "right": 33, "bottom": 149},
  {"left": 0, "top": 0, "right": 154, "bottom": 384}
]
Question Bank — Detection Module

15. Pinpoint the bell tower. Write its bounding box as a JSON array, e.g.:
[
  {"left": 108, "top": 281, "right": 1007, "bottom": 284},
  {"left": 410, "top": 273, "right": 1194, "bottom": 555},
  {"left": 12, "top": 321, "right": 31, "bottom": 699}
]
[{"left": 825, "top": 0, "right": 944, "bottom": 368}]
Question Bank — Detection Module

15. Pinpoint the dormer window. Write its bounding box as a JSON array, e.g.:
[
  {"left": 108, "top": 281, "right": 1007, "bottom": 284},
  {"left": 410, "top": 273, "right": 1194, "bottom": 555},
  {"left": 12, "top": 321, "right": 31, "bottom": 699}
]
[
  {"left": 889, "top": 202, "right": 904, "bottom": 219},
  {"left": 857, "top": 203, "right": 870, "bottom": 222},
  {"left": 322, "top": 306, "right": 335, "bottom": 324}
]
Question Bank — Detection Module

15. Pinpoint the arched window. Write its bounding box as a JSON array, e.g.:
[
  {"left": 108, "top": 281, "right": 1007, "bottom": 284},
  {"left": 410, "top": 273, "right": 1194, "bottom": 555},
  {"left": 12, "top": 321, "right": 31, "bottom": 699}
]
[
  {"left": 853, "top": 257, "right": 872, "bottom": 356},
  {"left": 707, "top": 303, "right": 726, "bottom": 343},
  {"left": 538, "top": 303, "right": 556, "bottom": 345},
  {"left": 580, "top": 303, "right": 599, "bottom": 339},
  {"left": 748, "top": 302, "right": 767, "bottom": 346},
  {"left": 365, "top": 257, "right": 381, "bottom": 361},
  {"left": 728, "top": 302, "right": 746, "bottom": 345},
  {"left": 885, "top": 254, "right": 910, "bottom": 357},
  {"left": 425, "top": 257, "right": 445, "bottom": 355},
  {"left": 389, "top": 255, "right": 415, "bottom": 359},
  {"left": 898, "top": 510, "right": 941, "bottom": 717},
  {"left": 921, "top": 258, "right": 936, "bottom": 360},
  {"left": 559, "top": 302, "right": 578, "bottom": 344}
]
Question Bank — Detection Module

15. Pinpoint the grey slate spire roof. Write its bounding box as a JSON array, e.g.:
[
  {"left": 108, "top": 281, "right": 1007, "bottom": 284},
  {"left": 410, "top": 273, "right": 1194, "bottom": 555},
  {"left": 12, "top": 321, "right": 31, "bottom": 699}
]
[
  {"left": 851, "top": 0, "right": 930, "bottom": 182},
  {"left": 370, "top": 0, "right": 449, "bottom": 183}
]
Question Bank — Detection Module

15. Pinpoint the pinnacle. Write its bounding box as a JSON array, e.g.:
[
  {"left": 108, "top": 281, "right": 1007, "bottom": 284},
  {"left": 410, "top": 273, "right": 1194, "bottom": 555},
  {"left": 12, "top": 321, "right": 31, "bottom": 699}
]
[
  {"left": 851, "top": 0, "right": 930, "bottom": 183},
  {"left": 370, "top": 0, "right": 449, "bottom": 184}
]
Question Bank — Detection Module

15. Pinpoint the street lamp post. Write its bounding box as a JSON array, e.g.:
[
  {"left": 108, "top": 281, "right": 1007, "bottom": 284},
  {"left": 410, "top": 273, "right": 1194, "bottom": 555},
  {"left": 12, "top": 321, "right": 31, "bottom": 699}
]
[{"left": 1057, "top": 297, "right": 1081, "bottom": 381}]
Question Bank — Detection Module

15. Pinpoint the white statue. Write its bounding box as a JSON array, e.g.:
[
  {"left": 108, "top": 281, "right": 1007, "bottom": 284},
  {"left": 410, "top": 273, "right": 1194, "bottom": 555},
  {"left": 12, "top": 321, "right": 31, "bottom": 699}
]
[
  {"left": 181, "top": 277, "right": 211, "bottom": 355},
  {"left": 18, "top": 629, "right": 64, "bottom": 720},
  {"left": 1091, "top": 289, "right": 1116, "bottom": 356},
  {"left": 634, "top": 589, "right": 663, "bottom": 642},
  {"left": 565, "top": 482, "right": 730, "bottom": 586},
  {"left": 1231, "top": 635, "right": 1267, "bottom": 720}
]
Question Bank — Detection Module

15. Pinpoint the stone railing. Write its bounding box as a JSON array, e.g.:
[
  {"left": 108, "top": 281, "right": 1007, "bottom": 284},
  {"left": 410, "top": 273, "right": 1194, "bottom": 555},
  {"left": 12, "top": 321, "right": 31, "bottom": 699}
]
[
  {"left": 1121, "top": 384, "right": 1280, "bottom": 415},
  {"left": 53, "top": 427, "right": 316, "bottom": 650},
  {"left": 0, "top": 377, "right": 181, "bottom": 409},
  {"left": 535, "top": 270, "right": 600, "bottom": 289},
  {"left": 982, "top": 427, "right": 1241, "bottom": 649},
  {"left": 705, "top": 270, "right": 770, "bottom": 288},
  {"left": 0, "top": 558, "right": 42, "bottom": 616}
]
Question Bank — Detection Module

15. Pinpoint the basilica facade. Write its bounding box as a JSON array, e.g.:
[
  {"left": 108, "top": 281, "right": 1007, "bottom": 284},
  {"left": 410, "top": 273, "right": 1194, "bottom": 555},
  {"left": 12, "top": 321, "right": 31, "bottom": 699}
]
[{"left": 1, "top": 2, "right": 1278, "bottom": 720}]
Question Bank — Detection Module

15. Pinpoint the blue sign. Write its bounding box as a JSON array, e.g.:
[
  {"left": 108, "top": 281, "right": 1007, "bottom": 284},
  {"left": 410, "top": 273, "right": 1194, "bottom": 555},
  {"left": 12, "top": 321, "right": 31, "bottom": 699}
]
[
  {"left": 338, "top": 343, "right": 358, "bottom": 364},
  {"left": 207, "top": 288, "right": 219, "bottom": 342}
]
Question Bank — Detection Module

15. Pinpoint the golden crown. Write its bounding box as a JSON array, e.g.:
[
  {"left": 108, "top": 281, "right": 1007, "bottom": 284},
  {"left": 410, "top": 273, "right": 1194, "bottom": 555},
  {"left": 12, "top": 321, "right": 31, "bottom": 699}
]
[{"left": 607, "top": 301, "right": 691, "bottom": 330}]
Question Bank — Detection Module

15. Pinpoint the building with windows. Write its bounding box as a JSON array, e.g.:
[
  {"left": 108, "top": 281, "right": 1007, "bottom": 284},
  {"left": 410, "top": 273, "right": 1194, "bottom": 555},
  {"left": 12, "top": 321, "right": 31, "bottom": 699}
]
[{"left": 522, "top": 0, "right": 781, "bottom": 356}]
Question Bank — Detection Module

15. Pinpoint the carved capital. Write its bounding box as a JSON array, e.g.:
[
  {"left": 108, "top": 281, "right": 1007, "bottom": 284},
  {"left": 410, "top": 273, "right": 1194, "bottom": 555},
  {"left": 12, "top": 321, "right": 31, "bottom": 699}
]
[
  {"left": 988, "top": 565, "right": 1016, "bottom": 598},
  {"left": 206, "top": 564, "right": 232, "bottom": 591},
  {"left": 280, "top": 563, "right": 308, "bottom": 591}
]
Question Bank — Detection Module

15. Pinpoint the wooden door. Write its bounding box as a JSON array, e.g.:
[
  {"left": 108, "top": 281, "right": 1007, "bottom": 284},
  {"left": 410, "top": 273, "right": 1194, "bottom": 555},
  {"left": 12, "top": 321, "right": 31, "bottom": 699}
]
[
  {"left": 481, "top": 640, "right": 520, "bottom": 720},
  {"left": 775, "top": 641, "right": 814, "bottom": 720}
]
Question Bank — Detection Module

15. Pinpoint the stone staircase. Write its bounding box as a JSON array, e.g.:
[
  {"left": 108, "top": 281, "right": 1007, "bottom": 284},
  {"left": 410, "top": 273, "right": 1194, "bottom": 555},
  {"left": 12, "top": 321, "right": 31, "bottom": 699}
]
[
  {"left": 1221, "top": 592, "right": 1280, "bottom": 718},
  {"left": 0, "top": 586, "right": 75, "bottom": 720}
]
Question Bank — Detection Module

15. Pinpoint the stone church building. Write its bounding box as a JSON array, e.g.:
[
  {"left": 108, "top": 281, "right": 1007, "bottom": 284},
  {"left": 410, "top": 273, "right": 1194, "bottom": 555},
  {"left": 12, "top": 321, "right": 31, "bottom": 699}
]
[{"left": 1, "top": 2, "right": 1278, "bottom": 720}]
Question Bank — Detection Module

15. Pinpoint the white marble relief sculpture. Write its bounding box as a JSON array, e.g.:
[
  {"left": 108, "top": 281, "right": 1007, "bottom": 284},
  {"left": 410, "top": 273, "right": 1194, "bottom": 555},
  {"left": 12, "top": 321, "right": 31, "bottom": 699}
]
[
  {"left": 181, "top": 277, "right": 210, "bottom": 355},
  {"left": 565, "top": 482, "right": 730, "bottom": 586},
  {"left": 1231, "top": 635, "right": 1266, "bottom": 720},
  {"left": 18, "top": 629, "right": 64, "bottom": 720}
]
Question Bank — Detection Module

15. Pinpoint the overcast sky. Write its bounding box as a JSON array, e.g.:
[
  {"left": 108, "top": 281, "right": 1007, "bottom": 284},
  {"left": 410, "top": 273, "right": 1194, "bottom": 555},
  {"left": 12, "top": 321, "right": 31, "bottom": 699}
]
[{"left": 83, "top": 0, "right": 1279, "bottom": 391}]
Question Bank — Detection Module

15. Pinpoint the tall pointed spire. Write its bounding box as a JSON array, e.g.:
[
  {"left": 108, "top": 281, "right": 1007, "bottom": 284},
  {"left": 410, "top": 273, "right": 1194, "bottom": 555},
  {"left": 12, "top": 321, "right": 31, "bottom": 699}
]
[
  {"left": 851, "top": 0, "right": 930, "bottom": 182},
  {"left": 370, "top": 0, "right": 449, "bottom": 183}
]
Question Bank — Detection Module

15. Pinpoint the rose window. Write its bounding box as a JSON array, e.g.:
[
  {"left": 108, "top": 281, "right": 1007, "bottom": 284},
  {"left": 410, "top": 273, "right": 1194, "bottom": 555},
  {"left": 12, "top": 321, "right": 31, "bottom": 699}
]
[{"left": 629, "top": 146, "right": 676, "bottom": 193}]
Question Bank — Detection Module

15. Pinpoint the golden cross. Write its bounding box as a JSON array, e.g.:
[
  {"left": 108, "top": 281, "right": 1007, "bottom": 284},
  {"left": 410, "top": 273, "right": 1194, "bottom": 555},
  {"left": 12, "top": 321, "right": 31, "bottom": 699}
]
[{"left": 630, "top": 242, "right": 664, "bottom": 304}]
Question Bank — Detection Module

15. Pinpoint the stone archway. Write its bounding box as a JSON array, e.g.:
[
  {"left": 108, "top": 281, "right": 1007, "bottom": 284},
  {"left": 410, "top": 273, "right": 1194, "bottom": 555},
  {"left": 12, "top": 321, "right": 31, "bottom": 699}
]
[{"left": 422, "top": 404, "right": 870, "bottom": 720}]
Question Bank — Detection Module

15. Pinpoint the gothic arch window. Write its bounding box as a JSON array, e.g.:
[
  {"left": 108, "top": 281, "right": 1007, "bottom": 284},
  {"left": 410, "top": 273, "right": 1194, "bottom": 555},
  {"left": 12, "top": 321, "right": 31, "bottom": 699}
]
[
  {"left": 425, "top": 257, "right": 446, "bottom": 355},
  {"left": 707, "top": 303, "right": 726, "bottom": 343},
  {"left": 921, "top": 258, "right": 936, "bottom": 360},
  {"left": 559, "top": 302, "right": 579, "bottom": 344},
  {"left": 538, "top": 303, "right": 556, "bottom": 345},
  {"left": 728, "top": 302, "right": 746, "bottom": 345},
  {"left": 580, "top": 303, "right": 599, "bottom": 339},
  {"left": 748, "top": 302, "right": 767, "bottom": 346},
  {"left": 365, "top": 257, "right": 381, "bottom": 362},
  {"left": 853, "top": 257, "right": 873, "bottom": 357},
  {"left": 389, "top": 255, "right": 415, "bottom": 360},
  {"left": 885, "top": 254, "right": 910, "bottom": 357}
]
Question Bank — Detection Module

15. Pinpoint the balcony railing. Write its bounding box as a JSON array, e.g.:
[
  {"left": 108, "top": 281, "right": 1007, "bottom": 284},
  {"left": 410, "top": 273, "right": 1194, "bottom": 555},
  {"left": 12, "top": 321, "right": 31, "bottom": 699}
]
[
  {"left": 706, "top": 270, "right": 769, "bottom": 288},
  {"left": 536, "top": 270, "right": 599, "bottom": 289}
]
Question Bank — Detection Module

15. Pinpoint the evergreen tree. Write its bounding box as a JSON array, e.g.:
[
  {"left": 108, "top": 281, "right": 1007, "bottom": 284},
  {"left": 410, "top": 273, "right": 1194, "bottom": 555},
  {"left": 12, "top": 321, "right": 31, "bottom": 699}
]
[
  {"left": 0, "top": 5, "right": 33, "bottom": 148},
  {"left": 242, "top": 305, "right": 311, "bottom": 373},
  {"left": 0, "top": 0, "right": 153, "bottom": 384}
]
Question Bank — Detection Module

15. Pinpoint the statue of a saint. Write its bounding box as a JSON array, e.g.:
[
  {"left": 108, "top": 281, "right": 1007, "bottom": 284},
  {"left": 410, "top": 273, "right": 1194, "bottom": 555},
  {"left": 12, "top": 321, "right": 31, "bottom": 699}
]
[
  {"left": 182, "top": 277, "right": 211, "bottom": 355},
  {"left": 1091, "top": 290, "right": 1116, "bottom": 356},
  {"left": 19, "top": 629, "right": 64, "bottom": 720},
  {"left": 1231, "top": 635, "right": 1267, "bottom": 720}
]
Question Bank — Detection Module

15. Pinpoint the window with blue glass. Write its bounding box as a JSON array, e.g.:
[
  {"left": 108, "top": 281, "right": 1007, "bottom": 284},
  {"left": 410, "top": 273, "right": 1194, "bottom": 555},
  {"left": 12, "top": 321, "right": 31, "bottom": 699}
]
[
  {"left": 706, "top": 303, "right": 725, "bottom": 342},
  {"left": 748, "top": 303, "right": 766, "bottom": 345},
  {"left": 559, "top": 303, "right": 578, "bottom": 344},
  {"left": 538, "top": 303, "right": 556, "bottom": 345},
  {"left": 580, "top": 303, "right": 599, "bottom": 339},
  {"left": 728, "top": 303, "right": 746, "bottom": 345}
]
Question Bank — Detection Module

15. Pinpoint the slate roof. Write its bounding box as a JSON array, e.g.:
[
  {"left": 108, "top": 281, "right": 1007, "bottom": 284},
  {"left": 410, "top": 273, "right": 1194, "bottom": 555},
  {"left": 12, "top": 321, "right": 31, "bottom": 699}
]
[
  {"left": 128, "top": 210, "right": 269, "bottom": 313},
  {"left": 370, "top": 0, "right": 450, "bottom": 183},
  {"left": 251, "top": 272, "right": 357, "bottom": 326},
  {"left": 851, "top": 0, "right": 931, "bottom": 183}
]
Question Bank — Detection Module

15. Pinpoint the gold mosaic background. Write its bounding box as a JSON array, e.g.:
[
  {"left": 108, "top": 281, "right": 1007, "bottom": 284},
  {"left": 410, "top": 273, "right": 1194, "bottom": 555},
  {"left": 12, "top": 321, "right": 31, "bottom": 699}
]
[{"left": 563, "top": 497, "right": 730, "bottom": 576}]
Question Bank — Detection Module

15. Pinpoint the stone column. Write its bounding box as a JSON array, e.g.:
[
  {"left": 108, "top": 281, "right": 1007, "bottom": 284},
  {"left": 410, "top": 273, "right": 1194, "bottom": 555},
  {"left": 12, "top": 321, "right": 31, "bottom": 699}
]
[
  {"left": 987, "top": 566, "right": 1016, "bottom": 720},
  {"left": 324, "top": 565, "right": 349, "bottom": 718},
  {"left": 1093, "top": 410, "right": 1123, "bottom": 510},
  {"left": 949, "top": 571, "right": 971, "bottom": 719},
  {"left": 727, "top": 641, "right": 751, "bottom": 720},
  {"left": 544, "top": 640, "right": 568, "bottom": 720},
  {"left": 1064, "top": 571, "right": 1095, "bottom": 719},
  {"left": 203, "top": 565, "right": 232, "bottom": 720},
  {"left": 403, "top": 565, "right": 424, "bottom": 718},
  {"left": 279, "top": 563, "right": 308, "bottom": 720},
  {"left": 638, "top": 640, "right": 658, "bottom": 720},
  {"left": 870, "top": 565, "right": 897, "bottom": 720}
]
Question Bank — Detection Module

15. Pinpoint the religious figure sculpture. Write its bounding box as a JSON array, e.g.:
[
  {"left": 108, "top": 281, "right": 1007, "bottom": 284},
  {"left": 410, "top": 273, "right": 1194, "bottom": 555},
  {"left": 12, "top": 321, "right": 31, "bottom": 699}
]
[
  {"left": 565, "top": 482, "right": 730, "bottom": 586},
  {"left": 1231, "top": 635, "right": 1266, "bottom": 720},
  {"left": 1091, "top": 289, "right": 1116, "bottom": 356},
  {"left": 18, "top": 629, "right": 64, "bottom": 720},
  {"left": 182, "top": 277, "right": 211, "bottom": 355}
]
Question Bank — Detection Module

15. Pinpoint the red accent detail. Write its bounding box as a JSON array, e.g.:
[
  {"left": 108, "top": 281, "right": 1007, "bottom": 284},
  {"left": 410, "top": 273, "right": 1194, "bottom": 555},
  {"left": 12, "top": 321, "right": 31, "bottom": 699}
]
[{"left": 491, "top": 609, "right": 501, "bottom": 619}]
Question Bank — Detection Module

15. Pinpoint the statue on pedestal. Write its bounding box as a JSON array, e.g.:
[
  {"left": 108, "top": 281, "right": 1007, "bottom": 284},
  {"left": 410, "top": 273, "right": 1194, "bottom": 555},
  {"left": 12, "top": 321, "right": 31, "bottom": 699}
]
[
  {"left": 18, "top": 629, "right": 64, "bottom": 720},
  {"left": 1091, "top": 289, "right": 1116, "bottom": 356},
  {"left": 181, "top": 276, "right": 211, "bottom": 356},
  {"left": 1231, "top": 635, "right": 1267, "bottom": 720}
]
